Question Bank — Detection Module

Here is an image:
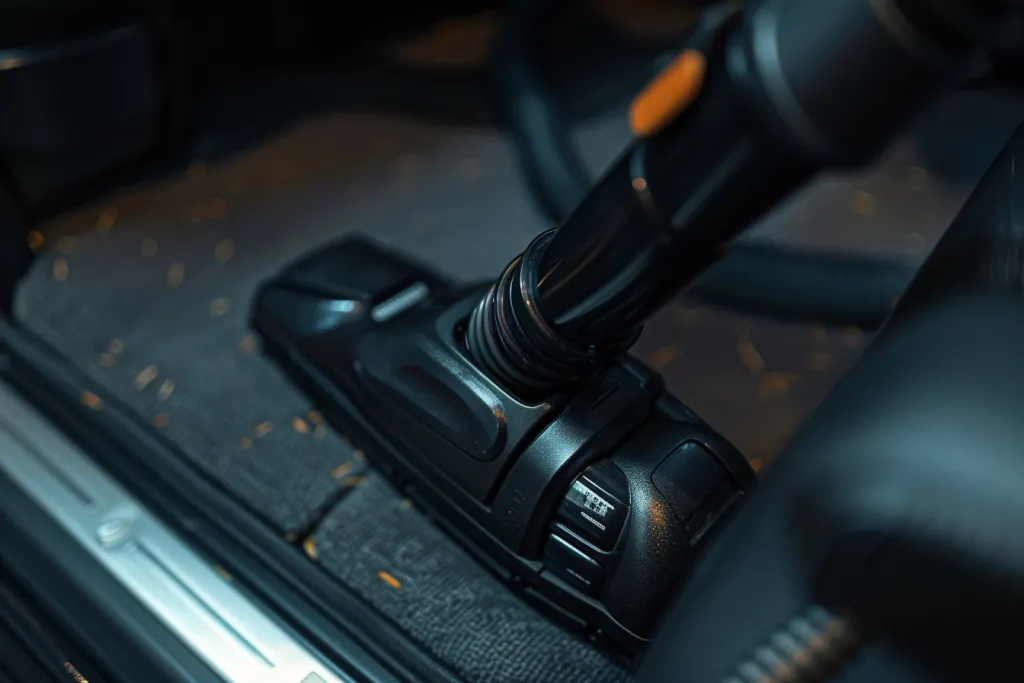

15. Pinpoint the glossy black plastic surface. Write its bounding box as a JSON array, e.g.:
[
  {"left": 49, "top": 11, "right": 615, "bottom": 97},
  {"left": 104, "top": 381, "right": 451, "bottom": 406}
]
[
  {"left": 531, "top": 8, "right": 809, "bottom": 348},
  {"left": 252, "top": 237, "right": 755, "bottom": 651},
  {"left": 518, "top": 0, "right": 974, "bottom": 353}
]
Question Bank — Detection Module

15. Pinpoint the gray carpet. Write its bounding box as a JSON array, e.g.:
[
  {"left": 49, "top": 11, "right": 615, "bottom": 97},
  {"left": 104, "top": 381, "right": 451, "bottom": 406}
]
[
  {"left": 15, "top": 90, "right": 1024, "bottom": 682},
  {"left": 314, "top": 474, "right": 631, "bottom": 683}
]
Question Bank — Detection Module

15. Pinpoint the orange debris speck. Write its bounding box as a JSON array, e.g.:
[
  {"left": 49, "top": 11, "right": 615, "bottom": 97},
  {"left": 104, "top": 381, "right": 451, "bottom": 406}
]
[{"left": 378, "top": 571, "right": 402, "bottom": 589}]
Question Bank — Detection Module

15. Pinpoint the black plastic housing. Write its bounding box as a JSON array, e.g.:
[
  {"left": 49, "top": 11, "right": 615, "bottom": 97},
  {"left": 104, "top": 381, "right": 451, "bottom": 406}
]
[{"left": 252, "top": 237, "right": 756, "bottom": 652}]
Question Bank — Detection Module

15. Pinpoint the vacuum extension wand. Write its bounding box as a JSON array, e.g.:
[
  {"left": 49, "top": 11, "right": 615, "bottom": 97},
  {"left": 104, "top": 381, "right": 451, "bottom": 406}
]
[{"left": 468, "top": 0, "right": 1012, "bottom": 398}]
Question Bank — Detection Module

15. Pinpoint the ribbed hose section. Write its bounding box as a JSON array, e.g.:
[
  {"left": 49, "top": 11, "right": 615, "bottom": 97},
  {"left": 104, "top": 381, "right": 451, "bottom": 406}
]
[
  {"left": 466, "top": 231, "right": 637, "bottom": 398},
  {"left": 724, "top": 607, "right": 863, "bottom": 683}
]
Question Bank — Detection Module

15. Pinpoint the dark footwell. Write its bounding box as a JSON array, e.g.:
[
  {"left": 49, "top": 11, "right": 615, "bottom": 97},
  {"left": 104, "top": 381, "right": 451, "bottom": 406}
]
[{"left": 15, "top": 93, "right": 1023, "bottom": 682}]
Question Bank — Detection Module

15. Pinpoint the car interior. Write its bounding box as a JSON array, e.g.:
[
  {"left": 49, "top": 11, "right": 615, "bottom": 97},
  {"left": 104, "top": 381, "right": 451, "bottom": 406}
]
[{"left": 1, "top": 1, "right": 1023, "bottom": 682}]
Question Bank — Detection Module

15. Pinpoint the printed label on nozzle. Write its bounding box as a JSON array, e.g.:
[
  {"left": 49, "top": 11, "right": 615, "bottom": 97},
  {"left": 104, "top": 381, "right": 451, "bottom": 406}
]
[
  {"left": 575, "top": 480, "right": 612, "bottom": 522},
  {"left": 556, "top": 478, "right": 628, "bottom": 552}
]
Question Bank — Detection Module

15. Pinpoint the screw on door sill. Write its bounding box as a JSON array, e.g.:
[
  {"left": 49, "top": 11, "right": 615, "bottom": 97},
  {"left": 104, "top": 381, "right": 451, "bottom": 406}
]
[{"left": 96, "top": 513, "right": 136, "bottom": 548}]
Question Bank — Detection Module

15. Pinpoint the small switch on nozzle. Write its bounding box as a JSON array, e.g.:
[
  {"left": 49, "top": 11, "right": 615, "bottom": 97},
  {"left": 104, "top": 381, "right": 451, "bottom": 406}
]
[{"left": 543, "top": 534, "right": 606, "bottom": 597}]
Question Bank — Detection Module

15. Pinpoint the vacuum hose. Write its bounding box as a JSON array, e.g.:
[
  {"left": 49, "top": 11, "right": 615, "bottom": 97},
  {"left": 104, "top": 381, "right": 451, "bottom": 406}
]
[
  {"left": 493, "top": 0, "right": 940, "bottom": 331},
  {"left": 471, "top": 0, "right": 999, "bottom": 396}
]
